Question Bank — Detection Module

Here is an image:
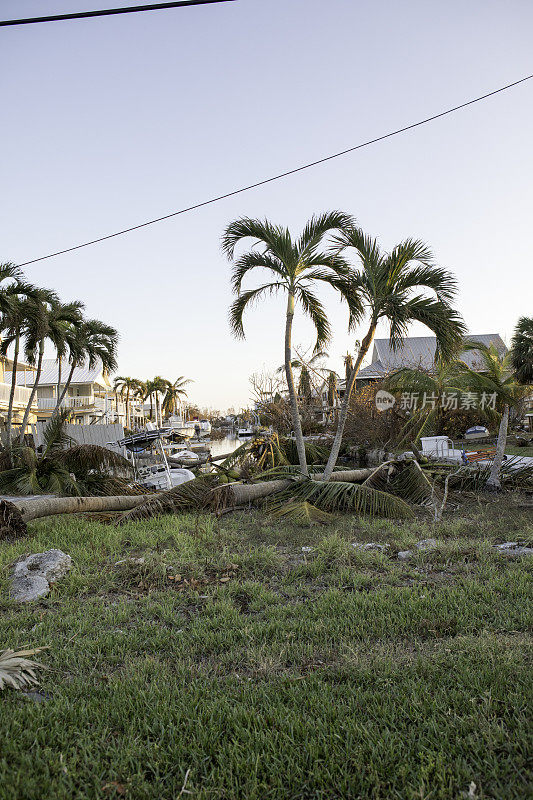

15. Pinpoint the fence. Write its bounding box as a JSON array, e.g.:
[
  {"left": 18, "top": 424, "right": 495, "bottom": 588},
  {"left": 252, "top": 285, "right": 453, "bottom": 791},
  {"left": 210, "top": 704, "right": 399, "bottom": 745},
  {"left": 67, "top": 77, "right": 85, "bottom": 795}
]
[{"left": 31, "top": 422, "right": 126, "bottom": 456}]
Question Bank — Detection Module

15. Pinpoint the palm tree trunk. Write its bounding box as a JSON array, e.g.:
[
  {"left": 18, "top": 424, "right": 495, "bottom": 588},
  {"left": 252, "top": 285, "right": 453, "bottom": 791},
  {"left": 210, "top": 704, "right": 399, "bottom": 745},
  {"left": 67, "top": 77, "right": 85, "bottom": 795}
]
[
  {"left": 6, "top": 332, "right": 20, "bottom": 463},
  {"left": 56, "top": 359, "right": 62, "bottom": 409},
  {"left": 150, "top": 394, "right": 153, "bottom": 421},
  {"left": 12, "top": 494, "right": 151, "bottom": 523},
  {"left": 322, "top": 324, "right": 377, "bottom": 480},
  {"left": 52, "top": 362, "right": 76, "bottom": 416},
  {"left": 18, "top": 341, "right": 45, "bottom": 441},
  {"left": 125, "top": 388, "right": 130, "bottom": 430},
  {"left": 285, "top": 292, "right": 308, "bottom": 476},
  {"left": 486, "top": 404, "right": 509, "bottom": 491}
]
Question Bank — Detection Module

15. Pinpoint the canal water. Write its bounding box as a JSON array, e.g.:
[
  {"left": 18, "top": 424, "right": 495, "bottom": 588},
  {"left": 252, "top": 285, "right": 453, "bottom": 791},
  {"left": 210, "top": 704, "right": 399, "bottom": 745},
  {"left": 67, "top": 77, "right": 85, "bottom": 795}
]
[{"left": 206, "top": 433, "right": 242, "bottom": 459}]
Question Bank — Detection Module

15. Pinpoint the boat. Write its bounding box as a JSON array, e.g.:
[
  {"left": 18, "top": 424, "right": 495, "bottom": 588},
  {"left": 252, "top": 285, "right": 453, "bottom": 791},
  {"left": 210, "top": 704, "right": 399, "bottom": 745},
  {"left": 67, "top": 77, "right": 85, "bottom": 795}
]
[
  {"left": 137, "top": 464, "right": 195, "bottom": 491},
  {"left": 237, "top": 428, "right": 254, "bottom": 438},
  {"left": 112, "top": 426, "right": 196, "bottom": 491}
]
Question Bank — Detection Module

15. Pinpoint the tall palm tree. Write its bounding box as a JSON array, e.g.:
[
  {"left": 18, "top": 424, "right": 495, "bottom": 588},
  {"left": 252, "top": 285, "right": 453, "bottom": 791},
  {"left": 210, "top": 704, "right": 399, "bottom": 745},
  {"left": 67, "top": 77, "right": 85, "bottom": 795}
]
[
  {"left": 53, "top": 318, "right": 119, "bottom": 415},
  {"left": 322, "top": 226, "right": 466, "bottom": 479},
  {"left": 511, "top": 316, "right": 533, "bottom": 385},
  {"left": 0, "top": 281, "right": 48, "bottom": 455},
  {"left": 18, "top": 297, "right": 83, "bottom": 438},
  {"left": 162, "top": 376, "right": 192, "bottom": 417},
  {"left": 222, "top": 212, "right": 355, "bottom": 475},
  {"left": 143, "top": 376, "right": 170, "bottom": 425},
  {"left": 113, "top": 377, "right": 142, "bottom": 429},
  {"left": 457, "top": 342, "right": 529, "bottom": 491}
]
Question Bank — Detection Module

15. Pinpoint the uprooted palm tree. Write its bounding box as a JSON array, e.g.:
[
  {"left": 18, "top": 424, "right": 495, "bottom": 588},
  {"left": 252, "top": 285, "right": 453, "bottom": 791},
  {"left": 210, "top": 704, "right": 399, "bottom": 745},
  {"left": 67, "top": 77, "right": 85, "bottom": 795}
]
[
  {"left": 456, "top": 342, "right": 530, "bottom": 491},
  {"left": 321, "top": 227, "right": 467, "bottom": 479},
  {"left": 222, "top": 212, "right": 355, "bottom": 476},
  {"left": 511, "top": 316, "right": 533, "bottom": 385}
]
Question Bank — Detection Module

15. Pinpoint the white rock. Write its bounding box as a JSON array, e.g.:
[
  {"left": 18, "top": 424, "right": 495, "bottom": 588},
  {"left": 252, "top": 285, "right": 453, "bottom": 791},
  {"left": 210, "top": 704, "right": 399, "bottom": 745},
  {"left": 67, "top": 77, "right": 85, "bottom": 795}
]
[
  {"left": 494, "top": 542, "right": 533, "bottom": 557},
  {"left": 301, "top": 546, "right": 314, "bottom": 553},
  {"left": 10, "top": 575, "right": 50, "bottom": 603},
  {"left": 397, "top": 550, "right": 413, "bottom": 560},
  {"left": 416, "top": 538, "right": 437, "bottom": 551},
  {"left": 351, "top": 542, "right": 390, "bottom": 552},
  {"left": 14, "top": 549, "right": 72, "bottom": 582}
]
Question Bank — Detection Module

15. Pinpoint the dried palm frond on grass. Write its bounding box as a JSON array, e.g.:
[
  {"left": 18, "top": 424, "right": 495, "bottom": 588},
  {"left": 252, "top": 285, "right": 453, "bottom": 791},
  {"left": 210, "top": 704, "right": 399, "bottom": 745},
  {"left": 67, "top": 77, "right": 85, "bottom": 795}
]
[
  {"left": 0, "top": 648, "right": 47, "bottom": 691},
  {"left": 115, "top": 475, "right": 219, "bottom": 525},
  {"left": 267, "top": 500, "right": 335, "bottom": 525}
]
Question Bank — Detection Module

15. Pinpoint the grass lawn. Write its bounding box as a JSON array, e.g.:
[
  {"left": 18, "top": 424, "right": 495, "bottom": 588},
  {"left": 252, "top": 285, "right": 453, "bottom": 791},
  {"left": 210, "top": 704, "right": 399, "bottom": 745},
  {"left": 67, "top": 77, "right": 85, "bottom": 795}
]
[{"left": 1, "top": 496, "right": 532, "bottom": 799}]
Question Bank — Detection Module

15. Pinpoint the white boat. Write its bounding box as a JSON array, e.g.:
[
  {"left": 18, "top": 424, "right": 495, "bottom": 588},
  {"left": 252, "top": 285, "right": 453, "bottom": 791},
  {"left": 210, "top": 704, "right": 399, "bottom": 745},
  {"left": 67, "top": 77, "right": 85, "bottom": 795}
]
[
  {"left": 137, "top": 464, "right": 195, "bottom": 491},
  {"left": 237, "top": 428, "right": 254, "bottom": 437},
  {"left": 166, "top": 416, "right": 211, "bottom": 439}
]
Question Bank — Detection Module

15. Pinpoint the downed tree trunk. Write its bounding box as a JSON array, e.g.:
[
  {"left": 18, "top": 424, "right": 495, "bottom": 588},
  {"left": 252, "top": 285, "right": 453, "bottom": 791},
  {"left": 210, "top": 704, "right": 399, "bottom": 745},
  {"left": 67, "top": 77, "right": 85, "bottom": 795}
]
[{"left": 0, "top": 495, "right": 151, "bottom": 539}]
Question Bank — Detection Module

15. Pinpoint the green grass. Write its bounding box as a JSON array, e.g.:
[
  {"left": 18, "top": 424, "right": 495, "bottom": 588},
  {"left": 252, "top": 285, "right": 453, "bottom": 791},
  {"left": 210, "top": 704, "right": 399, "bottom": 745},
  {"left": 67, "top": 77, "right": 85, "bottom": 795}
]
[{"left": 1, "top": 497, "right": 532, "bottom": 799}]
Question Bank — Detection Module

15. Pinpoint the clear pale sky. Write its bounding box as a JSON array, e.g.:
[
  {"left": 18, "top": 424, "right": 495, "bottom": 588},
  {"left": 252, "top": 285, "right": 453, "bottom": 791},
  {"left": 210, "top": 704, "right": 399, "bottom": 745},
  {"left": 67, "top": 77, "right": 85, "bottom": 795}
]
[{"left": 2, "top": 0, "right": 532, "bottom": 411}]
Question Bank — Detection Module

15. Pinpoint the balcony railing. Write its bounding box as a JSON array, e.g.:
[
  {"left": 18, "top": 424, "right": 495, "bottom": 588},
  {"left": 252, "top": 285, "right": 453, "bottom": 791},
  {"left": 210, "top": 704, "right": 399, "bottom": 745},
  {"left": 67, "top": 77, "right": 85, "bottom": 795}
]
[
  {"left": 37, "top": 396, "right": 126, "bottom": 415},
  {"left": 0, "top": 382, "right": 35, "bottom": 407}
]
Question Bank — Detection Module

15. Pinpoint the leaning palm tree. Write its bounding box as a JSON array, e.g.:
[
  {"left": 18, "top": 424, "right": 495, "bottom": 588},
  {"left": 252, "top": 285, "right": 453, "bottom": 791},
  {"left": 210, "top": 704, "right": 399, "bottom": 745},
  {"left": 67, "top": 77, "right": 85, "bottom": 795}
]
[
  {"left": 17, "top": 297, "right": 83, "bottom": 438},
  {"left": 222, "top": 212, "right": 355, "bottom": 475},
  {"left": 162, "top": 376, "right": 192, "bottom": 417},
  {"left": 321, "top": 226, "right": 466, "bottom": 479},
  {"left": 53, "top": 318, "right": 118, "bottom": 416},
  {"left": 511, "top": 316, "right": 533, "bottom": 385},
  {"left": 456, "top": 342, "right": 529, "bottom": 491},
  {"left": 113, "top": 376, "right": 142, "bottom": 429}
]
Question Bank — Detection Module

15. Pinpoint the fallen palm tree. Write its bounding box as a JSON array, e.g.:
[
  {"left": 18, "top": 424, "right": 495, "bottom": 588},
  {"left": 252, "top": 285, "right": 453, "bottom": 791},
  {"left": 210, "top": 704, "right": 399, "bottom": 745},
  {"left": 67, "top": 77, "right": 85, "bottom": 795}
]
[{"left": 0, "top": 494, "right": 152, "bottom": 539}]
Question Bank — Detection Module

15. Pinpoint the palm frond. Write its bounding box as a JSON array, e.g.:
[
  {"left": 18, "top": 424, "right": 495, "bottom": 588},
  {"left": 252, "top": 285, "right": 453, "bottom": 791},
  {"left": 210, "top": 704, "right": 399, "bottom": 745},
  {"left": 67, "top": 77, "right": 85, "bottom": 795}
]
[
  {"left": 229, "top": 284, "right": 284, "bottom": 339},
  {"left": 266, "top": 478, "right": 414, "bottom": 518},
  {"left": 54, "top": 444, "right": 133, "bottom": 475},
  {"left": 267, "top": 499, "right": 335, "bottom": 525},
  {"left": 42, "top": 409, "right": 73, "bottom": 455},
  {"left": 511, "top": 316, "right": 533, "bottom": 384},
  {"left": 0, "top": 648, "right": 46, "bottom": 691},
  {"left": 295, "top": 286, "right": 331, "bottom": 352},
  {"left": 115, "top": 474, "right": 219, "bottom": 524}
]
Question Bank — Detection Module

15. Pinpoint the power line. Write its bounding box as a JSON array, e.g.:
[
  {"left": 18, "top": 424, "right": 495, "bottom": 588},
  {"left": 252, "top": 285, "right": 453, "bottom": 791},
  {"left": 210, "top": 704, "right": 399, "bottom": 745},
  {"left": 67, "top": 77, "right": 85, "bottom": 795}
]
[
  {"left": 16, "top": 72, "right": 533, "bottom": 267},
  {"left": 0, "top": 0, "right": 235, "bottom": 27}
]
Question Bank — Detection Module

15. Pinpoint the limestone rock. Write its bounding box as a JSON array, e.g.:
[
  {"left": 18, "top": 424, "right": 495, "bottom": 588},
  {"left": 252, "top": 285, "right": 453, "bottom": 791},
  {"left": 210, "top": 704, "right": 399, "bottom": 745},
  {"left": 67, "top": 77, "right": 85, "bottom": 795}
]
[
  {"left": 13, "top": 549, "right": 72, "bottom": 582},
  {"left": 10, "top": 549, "right": 72, "bottom": 603},
  {"left": 10, "top": 575, "right": 50, "bottom": 603}
]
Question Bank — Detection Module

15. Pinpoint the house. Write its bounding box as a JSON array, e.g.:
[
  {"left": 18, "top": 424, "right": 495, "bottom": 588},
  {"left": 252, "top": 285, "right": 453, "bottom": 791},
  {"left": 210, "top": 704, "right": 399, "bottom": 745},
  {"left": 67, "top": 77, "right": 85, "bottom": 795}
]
[
  {"left": 0, "top": 354, "right": 38, "bottom": 427},
  {"left": 320, "top": 334, "right": 508, "bottom": 410},
  {"left": 6, "top": 359, "right": 138, "bottom": 427}
]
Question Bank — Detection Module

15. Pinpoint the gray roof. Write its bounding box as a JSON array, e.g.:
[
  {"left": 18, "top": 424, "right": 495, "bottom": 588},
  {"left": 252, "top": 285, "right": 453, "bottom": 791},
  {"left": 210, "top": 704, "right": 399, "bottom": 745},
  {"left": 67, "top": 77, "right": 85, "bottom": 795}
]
[
  {"left": 7, "top": 358, "right": 111, "bottom": 388},
  {"left": 356, "top": 333, "right": 507, "bottom": 380}
]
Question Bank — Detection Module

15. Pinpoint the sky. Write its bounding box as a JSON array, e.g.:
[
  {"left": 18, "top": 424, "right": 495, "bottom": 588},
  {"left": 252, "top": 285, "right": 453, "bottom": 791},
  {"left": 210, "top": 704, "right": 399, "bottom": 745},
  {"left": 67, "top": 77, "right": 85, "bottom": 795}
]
[{"left": 2, "top": 0, "right": 532, "bottom": 412}]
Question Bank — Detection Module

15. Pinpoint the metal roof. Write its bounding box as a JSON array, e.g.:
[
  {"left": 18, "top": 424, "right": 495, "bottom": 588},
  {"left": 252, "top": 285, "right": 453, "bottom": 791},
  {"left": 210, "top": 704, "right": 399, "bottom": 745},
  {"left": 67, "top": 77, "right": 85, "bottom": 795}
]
[
  {"left": 6, "top": 358, "right": 111, "bottom": 388},
  {"left": 356, "top": 333, "right": 507, "bottom": 380}
]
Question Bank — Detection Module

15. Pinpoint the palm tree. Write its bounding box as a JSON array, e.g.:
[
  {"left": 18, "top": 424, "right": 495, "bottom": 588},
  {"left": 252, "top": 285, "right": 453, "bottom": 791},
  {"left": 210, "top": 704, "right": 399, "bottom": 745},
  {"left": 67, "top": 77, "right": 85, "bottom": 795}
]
[
  {"left": 143, "top": 376, "right": 170, "bottom": 425},
  {"left": 18, "top": 297, "right": 83, "bottom": 439},
  {"left": 53, "top": 318, "right": 118, "bottom": 416},
  {"left": 0, "top": 283, "right": 47, "bottom": 456},
  {"left": 113, "top": 377, "right": 142, "bottom": 429},
  {"left": 162, "top": 376, "right": 192, "bottom": 418},
  {"left": 511, "top": 316, "right": 533, "bottom": 385},
  {"left": 222, "top": 212, "right": 355, "bottom": 475},
  {"left": 385, "top": 357, "right": 465, "bottom": 441},
  {"left": 321, "top": 226, "right": 466, "bottom": 479},
  {"left": 456, "top": 342, "right": 529, "bottom": 491}
]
